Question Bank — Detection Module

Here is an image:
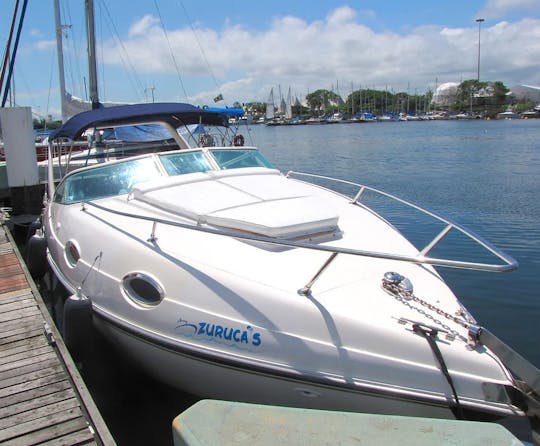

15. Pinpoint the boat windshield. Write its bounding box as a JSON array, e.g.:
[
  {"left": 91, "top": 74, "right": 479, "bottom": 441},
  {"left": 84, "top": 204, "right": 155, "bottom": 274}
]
[
  {"left": 210, "top": 148, "right": 274, "bottom": 170},
  {"left": 159, "top": 150, "right": 213, "bottom": 175},
  {"left": 54, "top": 157, "right": 161, "bottom": 204}
]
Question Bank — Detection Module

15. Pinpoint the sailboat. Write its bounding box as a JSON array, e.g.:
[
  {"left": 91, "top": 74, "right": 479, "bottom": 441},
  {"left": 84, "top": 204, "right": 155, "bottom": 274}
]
[
  {"left": 285, "top": 87, "right": 293, "bottom": 121},
  {"left": 264, "top": 87, "right": 278, "bottom": 125}
]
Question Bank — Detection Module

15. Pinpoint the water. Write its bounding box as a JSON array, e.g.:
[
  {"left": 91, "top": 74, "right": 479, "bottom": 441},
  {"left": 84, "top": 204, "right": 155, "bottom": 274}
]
[
  {"left": 53, "top": 119, "right": 540, "bottom": 444},
  {"left": 247, "top": 119, "right": 540, "bottom": 369}
]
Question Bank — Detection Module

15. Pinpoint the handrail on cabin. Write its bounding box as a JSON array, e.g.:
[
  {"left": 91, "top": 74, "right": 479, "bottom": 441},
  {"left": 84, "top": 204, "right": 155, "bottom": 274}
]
[{"left": 81, "top": 167, "right": 518, "bottom": 274}]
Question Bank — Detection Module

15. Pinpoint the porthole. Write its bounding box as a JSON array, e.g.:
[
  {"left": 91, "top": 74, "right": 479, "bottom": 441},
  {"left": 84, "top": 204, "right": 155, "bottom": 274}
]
[
  {"left": 64, "top": 240, "right": 80, "bottom": 267},
  {"left": 122, "top": 273, "right": 164, "bottom": 307}
]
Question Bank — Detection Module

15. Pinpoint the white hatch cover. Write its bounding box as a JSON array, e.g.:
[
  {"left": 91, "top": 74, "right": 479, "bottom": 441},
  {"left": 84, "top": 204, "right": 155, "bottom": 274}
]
[{"left": 131, "top": 168, "right": 339, "bottom": 238}]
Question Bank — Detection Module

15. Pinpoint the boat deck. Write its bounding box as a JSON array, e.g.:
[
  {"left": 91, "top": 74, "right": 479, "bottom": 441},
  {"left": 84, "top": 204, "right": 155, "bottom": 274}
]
[{"left": 0, "top": 222, "right": 115, "bottom": 445}]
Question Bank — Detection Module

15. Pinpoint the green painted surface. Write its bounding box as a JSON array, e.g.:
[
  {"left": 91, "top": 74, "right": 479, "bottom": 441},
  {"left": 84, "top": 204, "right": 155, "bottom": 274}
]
[{"left": 172, "top": 400, "right": 523, "bottom": 445}]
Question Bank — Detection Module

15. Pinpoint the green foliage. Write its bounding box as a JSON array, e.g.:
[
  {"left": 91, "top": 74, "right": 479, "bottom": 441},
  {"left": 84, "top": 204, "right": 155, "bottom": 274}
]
[
  {"left": 306, "top": 89, "right": 342, "bottom": 114},
  {"left": 344, "top": 88, "right": 433, "bottom": 115},
  {"left": 244, "top": 102, "right": 266, "bottom": 114},
  {"left": 33, "top": 118, "right": 62, "bottom": 130},
  {"left": 451, "top": 79, "right": 510, "bottom": 115}
]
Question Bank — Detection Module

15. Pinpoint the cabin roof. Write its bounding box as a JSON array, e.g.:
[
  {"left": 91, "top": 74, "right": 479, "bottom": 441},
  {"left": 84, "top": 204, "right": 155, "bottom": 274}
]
[{"left": 49, "top": 102, "right": 229, "bottom": 141}]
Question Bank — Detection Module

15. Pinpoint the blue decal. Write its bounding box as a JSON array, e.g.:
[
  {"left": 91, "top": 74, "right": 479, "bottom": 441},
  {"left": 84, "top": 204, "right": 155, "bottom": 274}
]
[{"left": 175, "top": 317, "right": 262, "bottom": 347}]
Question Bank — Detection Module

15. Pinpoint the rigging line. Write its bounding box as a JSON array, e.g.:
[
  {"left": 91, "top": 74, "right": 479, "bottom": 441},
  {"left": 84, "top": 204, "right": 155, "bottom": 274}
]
[
  {"left": 97, "top": 6, "right": 106, "bottom": 102},
  {"left": 153, "top": 0, "right": 189, "bottom": 101},
  {"left": 0, "top": 0, "right": 19, "bottom": 98},
  {"left": 60, "top": 1, "right": 80, "bottom": 99},
  {"left": 96, "top": 0, "right": 145, "bottom": 102},
  {"left": 1, "top": 0, "right": 28, "bottom": 108},
  {"left": 62, "top": 0, "right": 84, "bottom": 99},
  {"left": 177, "top": 0, "right": 224, "bottom": 104},
  {"left": 46, "top": 55, "right": 55, "bottom": 121}
]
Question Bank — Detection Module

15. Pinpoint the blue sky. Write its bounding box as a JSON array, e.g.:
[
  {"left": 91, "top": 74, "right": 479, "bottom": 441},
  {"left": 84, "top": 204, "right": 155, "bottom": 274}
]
[{"left": 2, "top": 0, "right": 539, "bottom": 119}]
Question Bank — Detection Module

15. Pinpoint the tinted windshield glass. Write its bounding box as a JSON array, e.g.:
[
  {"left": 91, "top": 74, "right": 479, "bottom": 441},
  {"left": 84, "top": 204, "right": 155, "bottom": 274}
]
[
  {"left": 159, "top": 150, "right": 213, "bottom": 175},
  {"left": 54, "top": 157, "right": 161, "bottom": 204},
  {"left": 210, "top": 149, "right": 274, "bottom": 170}
]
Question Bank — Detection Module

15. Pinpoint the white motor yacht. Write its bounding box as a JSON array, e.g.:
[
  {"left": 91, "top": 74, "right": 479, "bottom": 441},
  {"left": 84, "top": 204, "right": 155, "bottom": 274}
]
[{"left": 37, "top": 103, "right": 539, "bottom": 436}]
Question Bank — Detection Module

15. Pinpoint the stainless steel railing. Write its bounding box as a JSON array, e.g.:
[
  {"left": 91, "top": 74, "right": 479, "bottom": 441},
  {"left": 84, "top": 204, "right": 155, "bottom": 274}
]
[
  {"left": 285, "top": 171, "right": 518, "bottom": 273},
  {"left": 81, "top": 169, "right": 518, "bottom": 275}
]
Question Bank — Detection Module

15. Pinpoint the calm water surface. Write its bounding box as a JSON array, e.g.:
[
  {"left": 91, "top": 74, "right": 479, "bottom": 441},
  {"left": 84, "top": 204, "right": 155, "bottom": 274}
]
[
  {"left": 248, "top": 119, "right": 540, "bottom": 368},
  {"left": 78, "top": 119, "right": 540, "bottom": 444}
]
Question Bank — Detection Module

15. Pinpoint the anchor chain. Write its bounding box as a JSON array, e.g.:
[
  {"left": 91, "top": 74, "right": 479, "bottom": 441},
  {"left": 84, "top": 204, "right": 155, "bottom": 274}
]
[{"left": 382, "top": 271, "right": 475, "bottom": 343}]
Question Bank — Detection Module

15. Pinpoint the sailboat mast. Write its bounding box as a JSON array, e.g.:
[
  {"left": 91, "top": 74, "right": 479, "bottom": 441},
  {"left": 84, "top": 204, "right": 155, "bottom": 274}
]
[
  {"left": 53, "top": 0, "right": 68, "bottom": 121},
  {"left": 85, "top": 0, "right": 99, "bottom": 109}
]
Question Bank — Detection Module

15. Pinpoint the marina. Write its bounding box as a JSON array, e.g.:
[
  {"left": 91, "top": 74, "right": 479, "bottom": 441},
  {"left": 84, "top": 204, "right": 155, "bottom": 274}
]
[
  {"left": 0, "top": 114, "right": 538, "bottom": 445},
  {"left": 0, "top": 0, "right": 539, "bottom": 444}
]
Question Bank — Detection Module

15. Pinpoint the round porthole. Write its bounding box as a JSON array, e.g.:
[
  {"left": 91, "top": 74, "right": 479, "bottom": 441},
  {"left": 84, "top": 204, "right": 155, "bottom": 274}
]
[
  {"left": 64, "top": 240, "right": 80, "bottom": 267},
  {"left": 122, "top": 273, "right": 164, "bottom": 307}
]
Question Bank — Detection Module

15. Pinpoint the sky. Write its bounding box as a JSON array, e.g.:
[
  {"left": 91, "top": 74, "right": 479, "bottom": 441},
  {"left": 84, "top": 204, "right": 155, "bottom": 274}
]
[{"left": 2, "top": 0, "right": 540, "bottom": 120}]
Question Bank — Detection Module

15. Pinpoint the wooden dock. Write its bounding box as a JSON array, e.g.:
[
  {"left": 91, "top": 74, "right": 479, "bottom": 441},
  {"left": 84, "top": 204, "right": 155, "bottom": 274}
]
[{"left": 0, "top": 221, "right": 115, "bottom": 445}]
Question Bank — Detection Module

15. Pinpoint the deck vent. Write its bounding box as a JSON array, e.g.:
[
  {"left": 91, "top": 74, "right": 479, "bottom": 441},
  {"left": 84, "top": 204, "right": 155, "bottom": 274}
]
[{"left": 122, "top": 273, "right": 164, "bottom": 307}]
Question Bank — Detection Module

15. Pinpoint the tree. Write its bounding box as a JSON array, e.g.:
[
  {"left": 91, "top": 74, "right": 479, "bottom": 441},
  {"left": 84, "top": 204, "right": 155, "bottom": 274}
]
[
  {"left": 451, "top": 79, "right": 509, "bottom": 116},
  {"left": 306, "top": 89, "right": 342, "bottom": 115}
]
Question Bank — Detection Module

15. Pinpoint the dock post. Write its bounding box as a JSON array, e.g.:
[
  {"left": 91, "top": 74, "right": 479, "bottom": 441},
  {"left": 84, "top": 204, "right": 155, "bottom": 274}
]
[{"left": 0, "top": 107, "right": 44, "bottom": 215}]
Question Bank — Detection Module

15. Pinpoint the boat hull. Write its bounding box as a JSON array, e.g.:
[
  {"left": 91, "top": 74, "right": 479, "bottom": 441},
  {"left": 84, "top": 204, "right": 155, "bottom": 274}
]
[
  {"left": 43, "top": 157, "right": 525, "bottom": 425},
  {"left": 92, "top": 309, "right": 516, "bottom": 422}
]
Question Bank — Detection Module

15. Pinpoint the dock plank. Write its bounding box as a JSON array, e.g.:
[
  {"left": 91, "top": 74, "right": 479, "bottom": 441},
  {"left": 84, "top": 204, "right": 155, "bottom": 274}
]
[
  {"left": 0, "top": 327, "right": 44, "bottom": 346},
  {"left": 0, "top": 223, "right": 113, "bottom": 445},
  {"left": 0, "top": 315, "right": 42, "bottom": 336},
  {"left": 0, "top": 379, "right": 72, "bottom": 409},
  {"left": 0, "top": 288, "right": 34, "bottom": 302},
  {"left": 0, "top": 345, "right": 55, "bottom": 369},
  {"left": 0, "top": 396, "right": 80, "bottom": 430},
  {"left": 37, "top": 428, "right": 97, "bottom": 446},
  {"left": 0, "top": 372, "right": 68, "bottom": 399},
  {"left": 0, "top": 297, "right": 40, "bottom": 313},
  {"left": 1, "top": 418, "right": 91, "bottom": 446},
  {"left": 0, "top": 363, "right": 64, "bottom": 390},
  {"left": 0, "top": 406, "right": 85, "bottom": 442},
  {"left": 0, "top": 351, "right": 57, "bottom": 375},
  {"left": 0, "top": 357, "right": 60, "bottom": 382},
  {"left": 0, "top": 334, "right": 49, "bottom": 357},
  {"left": 0, "top": 388, "right": 76, "bottom": 419},
  {"left": 0, "top": 306, "right": 41, "bottom": 323}
]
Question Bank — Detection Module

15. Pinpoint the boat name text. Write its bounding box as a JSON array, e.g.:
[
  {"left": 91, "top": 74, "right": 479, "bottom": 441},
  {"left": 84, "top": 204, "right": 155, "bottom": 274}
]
[{"left": 175, "top": 319, "right": 262, "bottom": 347}]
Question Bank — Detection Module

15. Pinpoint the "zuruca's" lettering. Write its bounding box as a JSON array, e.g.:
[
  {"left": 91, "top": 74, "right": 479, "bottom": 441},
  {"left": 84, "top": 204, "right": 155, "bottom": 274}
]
[{"left": 197, "top": 322, "right": 262, "bottom": 346}]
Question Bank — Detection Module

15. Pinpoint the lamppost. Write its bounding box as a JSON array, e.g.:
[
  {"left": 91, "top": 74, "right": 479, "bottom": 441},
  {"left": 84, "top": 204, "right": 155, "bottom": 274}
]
[{"left": 476, "top": 18, "right": 484, "bottom": 81}]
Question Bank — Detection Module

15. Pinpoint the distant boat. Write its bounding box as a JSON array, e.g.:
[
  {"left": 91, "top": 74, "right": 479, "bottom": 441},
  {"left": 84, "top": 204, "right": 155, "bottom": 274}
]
[
  {"left": 497, "top": 110, "right": 519, "bottom": 120},
  {"left": 265, "top": 88, "right": 275, "bottom": 122},
  {"left": 304, "top": 116, "right": 327, "bottom": 125},
  {"left": 377, "top": 114, "right": 396, "bottom": 122},
  {"left": 325, "top": 112, "right": 344, "bottom": 123},
  {"left": 285, "top": 87, "right": 293, "bottom": 121}
]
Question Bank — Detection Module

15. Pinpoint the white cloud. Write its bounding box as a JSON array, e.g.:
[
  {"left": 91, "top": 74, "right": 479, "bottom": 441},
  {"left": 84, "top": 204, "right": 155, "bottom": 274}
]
[
  {"left": 100, "top": 6, "right": 540, "bottom": 105},
  {"left": 128, "top": 14, "right": 160, "bottom": 37},
  {"left": 33, "top": 39, "right": 56, "bottom": 51},
  {"left": 477, "top": 0, "right": 540, "bottom": 19},
  {"left": 30, "top": 29, "right": 44, "bottom": 38}
]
